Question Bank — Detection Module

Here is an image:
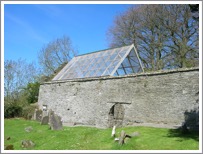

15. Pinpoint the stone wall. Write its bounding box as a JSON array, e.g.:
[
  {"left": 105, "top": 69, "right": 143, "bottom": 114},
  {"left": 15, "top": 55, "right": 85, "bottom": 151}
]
[{"left": 38, "top": 67, "right": 199, "bottom": 128}]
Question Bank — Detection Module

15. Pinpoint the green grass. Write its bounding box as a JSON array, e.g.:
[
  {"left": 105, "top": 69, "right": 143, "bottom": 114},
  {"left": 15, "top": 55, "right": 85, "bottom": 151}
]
[{"left": 4, "top": 118, "right": 199, "bottom": 150}]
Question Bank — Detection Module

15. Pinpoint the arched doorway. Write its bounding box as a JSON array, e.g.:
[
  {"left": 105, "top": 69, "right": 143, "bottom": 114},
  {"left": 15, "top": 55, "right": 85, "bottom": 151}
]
[{"left": 108, "top": 103, "right": 124, "bottom": 128}]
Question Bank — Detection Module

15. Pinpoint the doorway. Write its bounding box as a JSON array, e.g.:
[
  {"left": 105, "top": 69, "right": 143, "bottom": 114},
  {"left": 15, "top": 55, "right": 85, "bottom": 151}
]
[{"left": 108, "top": 103, "right": 124, "bottom": 128}]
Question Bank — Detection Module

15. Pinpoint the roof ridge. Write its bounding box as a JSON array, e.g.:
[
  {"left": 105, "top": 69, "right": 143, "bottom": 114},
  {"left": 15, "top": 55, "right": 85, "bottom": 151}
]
[{"left": 76, "top": 44, "right": 133, "bottom": 57}]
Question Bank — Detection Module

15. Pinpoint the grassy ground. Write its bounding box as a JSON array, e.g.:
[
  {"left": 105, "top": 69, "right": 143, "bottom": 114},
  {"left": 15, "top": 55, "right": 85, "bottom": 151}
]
[{"left": 4, "top": 118, "right": 199, "bottom": 150}]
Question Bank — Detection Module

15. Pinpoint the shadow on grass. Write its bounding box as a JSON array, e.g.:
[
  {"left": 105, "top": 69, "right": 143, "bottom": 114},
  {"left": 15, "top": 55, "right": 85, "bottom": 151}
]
[
  {"left": 167, "top": 105, "right": 199, "bottom": 142},
  {"left": 167, "top": 128, "right": 199, "bottom": 142}
]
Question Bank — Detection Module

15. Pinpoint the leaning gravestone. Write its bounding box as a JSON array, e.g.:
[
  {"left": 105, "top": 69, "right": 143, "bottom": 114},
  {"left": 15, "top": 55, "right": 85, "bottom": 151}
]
[
  {"left": 40, "top": 116, "right": 49, "bottom": 125},
  {"left": 33, "top": 109, "right": 42, "bottom": 122},
  {"left": 119, "top": 130, "right": 126, "bottom": 145},
  {"left": 49, "top": 110, "right": 63, "bottom": 130}
]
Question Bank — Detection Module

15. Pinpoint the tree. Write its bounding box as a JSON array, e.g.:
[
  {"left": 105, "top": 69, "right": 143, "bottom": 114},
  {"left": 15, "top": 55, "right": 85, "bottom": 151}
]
[
  {"left": 4, "top": 59, "right": 39, "bottom": 104},
  {"left": 189, "top": 4, "right": 199, "bottom": 20},
  {"left": 25, "top": 82, "right": 40, "bottom": 104},
  {"left": 107, "top": 4, "right": 199, "bottom": 70},
  {"left": 38, "top": 35, "right": 77, "bottom": 76},
  {"left": 161, "top": 5, "right": 199, "bottom": 68},
  {"left": 4, "top": 59, "right": 40, "bottom": 118}
]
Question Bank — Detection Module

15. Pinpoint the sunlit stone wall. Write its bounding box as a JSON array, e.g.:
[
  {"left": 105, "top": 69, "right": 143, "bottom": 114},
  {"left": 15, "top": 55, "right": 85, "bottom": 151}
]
[{"left": 38, "top": 67, "right": 199, "bottom": 129}]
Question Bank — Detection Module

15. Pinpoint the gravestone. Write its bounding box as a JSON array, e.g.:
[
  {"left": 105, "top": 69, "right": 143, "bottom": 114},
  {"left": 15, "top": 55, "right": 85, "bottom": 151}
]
[
  {"left": 111, "top": 126, "right": 116, "bottom": 137},
  {"left": 48, "top": 109, "right": 54, "bottom": 120},
  {"left": 119, "top": 130, "right": 126, "bottom": 145},
  {"left": 33, "top": 109, "right": 42, "bottom": 122},
  {"left": 40, "top": 116, "right": 49, "bottom": 125},
  {"left": 43, "top": 110, "right": 48, "bottom": 117},
  {"left": 24, "top": 126, "right": 33, "bottom": 132},
  {"left": 49, "top": 110, "right": 63, "bottom": 130},
  {"left": 21, "top": 140, "right": 35, "bottom": 148}
]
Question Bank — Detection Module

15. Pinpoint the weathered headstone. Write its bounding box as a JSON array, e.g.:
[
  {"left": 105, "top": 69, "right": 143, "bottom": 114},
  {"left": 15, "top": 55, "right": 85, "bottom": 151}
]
[
  {"left": 114, "top": 138, "right": 119, "bottom": 142},
  {"left": 116, "top": 130, "right": 139, "bottom": 145},
  {"left": 33, "top": 109, "right": 42, "bottom": 122},
  {"left": 48, "top": 109, "right": 53, "bottom": 125},
  {"left": 40, "top": 116, "right": 49, "bottom": 125},
  {"left": 21, "top": 140, "right": 35, "bottom": 148},
  {"left": 49, "top": 114, "right": 63, "bottom": 130},
  {"left": 111, "top": 125, "right": 116, "bottom": 137},
  {"left": 48, "top": 109, "right": 54, "bottom": 119},
  {"left": 49, "top": 110, "right": 63, "bottom": 130},
  {"left": 119, "top": 130, "right": 126, "bottom": 145},
  {"left": 4, "top": 144, "right": 14, "bottom": 150},
  {"left": 43, "top": 110, "right": 48, "bottom": 117},
  {"left": 24, "top": 126, "right": 33, "bottom": 133}
]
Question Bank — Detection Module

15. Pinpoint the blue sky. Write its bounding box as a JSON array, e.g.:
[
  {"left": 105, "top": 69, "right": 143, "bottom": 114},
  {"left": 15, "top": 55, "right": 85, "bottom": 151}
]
[{"left": 4, "top": 4, "right": 133, "bottom": 64}]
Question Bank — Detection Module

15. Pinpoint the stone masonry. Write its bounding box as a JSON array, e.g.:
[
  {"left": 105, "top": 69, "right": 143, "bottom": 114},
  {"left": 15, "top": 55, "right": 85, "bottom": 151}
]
[{"left": 38, "top": 67, "right": 199, "bottom": 128}]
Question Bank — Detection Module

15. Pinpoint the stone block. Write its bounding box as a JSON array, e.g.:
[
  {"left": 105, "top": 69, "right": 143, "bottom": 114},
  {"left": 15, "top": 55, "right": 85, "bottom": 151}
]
[
  {"left": 33, "top": 109, "right": 42, "bottom": 122},
  {"left": 49, "top": 111, "right": 63, "bottom": 130},
  {"left": 40, "top": 116, "right": 49, "bottom": 125}
]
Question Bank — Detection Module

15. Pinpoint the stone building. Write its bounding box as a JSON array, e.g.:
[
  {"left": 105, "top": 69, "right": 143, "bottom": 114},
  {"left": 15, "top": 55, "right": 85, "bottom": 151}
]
[{"left": 38, "top": 44, "right": 199, "bottom": 129}]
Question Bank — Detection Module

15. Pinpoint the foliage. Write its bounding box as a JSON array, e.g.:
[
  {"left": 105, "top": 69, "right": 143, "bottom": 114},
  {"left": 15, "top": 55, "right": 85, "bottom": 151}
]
[
  {"left": 4, "top": 89, "right": 29, "bottom": 119},
  {"left": 4, "top": 118, "right": 199, "bottom": 150},
  {"left": 4, "top": 37, "right": 73, "bottom": 116},
  {"left": 38, "top": 35, "right": 77, "bottom": 76},
  {"left": 4, "top": 93, "right": 38, "bottom": 119},
  {"left": 4, "top": 58, "right": 41, "bottom": 119},
  {"left": 4, "top": 105, "right": 23, "bottom": 118},
  {"left": 4, "top": 59, "right": 39, "bottom": 107},
  {"left": 25, "top": 82, "right": 40, "bottom": 104},
  {"left": 184, "top": 109, "right": 199, "bottom": 131},
  {"left": 4, "top": 59, "right": 39, "bottom": 96},
  {"left": 189, "top": 4, "right": 199, "bottom": 20},
  {"left": 189, "top": 4, "right": 199, "bottom": 12},
  {"left": 107, "top": 4, "right": 199, "bottom": 70},
  {"left": 37, "top": 62, "right": 68, "bottom": 82},
  {"left": 3, "top": 61, "right": 39, "bottom": 119},
  {"left": 21, "top": 105, "right": 38, "bottom": 120}
]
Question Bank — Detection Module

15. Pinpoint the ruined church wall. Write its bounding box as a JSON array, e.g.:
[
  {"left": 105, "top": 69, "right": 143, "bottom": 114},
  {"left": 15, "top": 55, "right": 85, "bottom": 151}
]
[{"left": 38, "top": 68, "right": 199, "bottom": 128}]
